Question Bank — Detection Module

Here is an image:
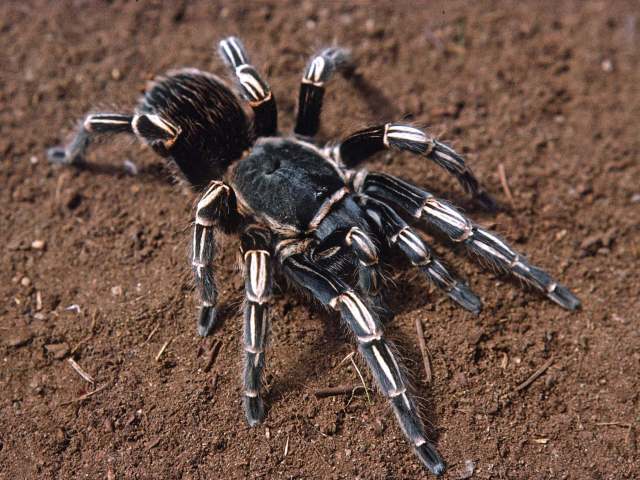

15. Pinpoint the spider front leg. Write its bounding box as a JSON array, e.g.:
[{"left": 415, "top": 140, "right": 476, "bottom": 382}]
[
  {"left": 192, "top": 181, "right": 240, "bottom": 337},
  {"left": 240, "top": 227, "right": 273, "bottom": 426},
  {"left": 359, "top": 195, "right": 482, "bottom": 313},
  {"left": 294, "top": 47, "right": 351, "bottom": 137},
  {"left": 334, "top": 123, "right": 496, "bottom": 210},
  {"left": 282, "top": 253, "right": 445, "bottom": 476},
  {"left": 218, "top": 36, "right": 277, "bottom": 137},
  {"left": 47, "top": 112, "right": 180, "bottom": 167},
  {"left": 360, "top": 172, "right": 581, "bottom": 310}
]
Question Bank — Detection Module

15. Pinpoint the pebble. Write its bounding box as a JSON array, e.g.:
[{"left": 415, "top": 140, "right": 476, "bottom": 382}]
[
  {"left": 45, "top": 342, "right": 69, "bottom": 359},
  {"left": 6, "top": 332, "right": 32, "bottom": 347},
  {"left": 31, "top": 239, "right": 46, "bottom": 250},
  {"left": 111, "top": 285, "right": 123, "bottom": 296},
  {"left": 579, "top": 234, "right": 602, "bottom": 255},
  {"left": 21, "top": 276, "right": 31, "bottom": 287}
]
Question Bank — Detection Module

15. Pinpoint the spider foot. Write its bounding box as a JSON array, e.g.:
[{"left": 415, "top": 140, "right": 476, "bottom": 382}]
[
  {"left": 47, "top": 146, "right": 83, "bottom": 165},
  {"left": 527, "top": 266, "right": 581, "bottom": 310},
  {"left": 197, "top": 306, "right": 218, "bottom": 337},
  {"left": 243, "top": 395, "right": 265, "bottom": 426},
  {"left": 415, "top": 441, "right": 446, "bottom": 477},
  {"left": 446, "top": 279, "right": 482, "bottom": 314},
  {"left": 473, "top": 189, "right": 499, "bottom": 212}
]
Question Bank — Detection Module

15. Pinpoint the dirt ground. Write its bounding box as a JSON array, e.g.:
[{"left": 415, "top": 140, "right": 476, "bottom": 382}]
[{"left": 1, "top": 1, "right": 639, "bottom": 478}]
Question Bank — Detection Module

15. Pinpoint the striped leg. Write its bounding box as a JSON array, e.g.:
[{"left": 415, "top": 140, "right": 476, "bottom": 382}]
[
  {"left": 335, "top": 123, "right": 496, "bottom": 210},
  {"left": 47, "top": 112, "right": 181, "bottom": 165},
  {"left": 361, "top": 172, "right": 581, "bottom": 310},
  {"left": 360, "top": 195, "right": 481, "bottom": 313},
  {"left": 294, "top": 47, "right": 351, "bottom": 137},
  {"left": 345, "top": 226, "right": 381, "bottom": 298},
  {"left": 218, "top": 36, "right": 277, "bottom": 137},
  {"left": 282, "top": 253, "right": 445, "bottom": 476},
  {"left": 240, "top": 228, "right": 273, "bottom": 426},
  {"left": 192, "top": 181, "right": 241, "bottom": 337},
  {"left": 47, "top": 113, "right": 134, "bottom": 165}
]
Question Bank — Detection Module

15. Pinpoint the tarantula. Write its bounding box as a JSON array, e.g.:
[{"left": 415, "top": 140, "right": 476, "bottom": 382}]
[{"left": 48, "top": 37, "right": 580, "bottom": 476}]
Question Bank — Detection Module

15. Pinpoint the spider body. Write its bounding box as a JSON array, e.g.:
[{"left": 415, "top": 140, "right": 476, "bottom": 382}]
[
  {"left": 233, "top": 138, "right": 346, "bottom": 231},
  {"left": 48, "top": 37, "right": 581, "bottom": 477}
]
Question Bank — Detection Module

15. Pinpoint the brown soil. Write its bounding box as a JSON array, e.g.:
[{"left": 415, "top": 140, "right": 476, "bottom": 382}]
[{"left": 1, "top": 1, "right": 639, "bottom": 479}]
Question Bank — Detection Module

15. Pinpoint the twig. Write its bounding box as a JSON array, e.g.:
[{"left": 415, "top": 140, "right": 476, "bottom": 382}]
[
  {"left": 414, "top": 318, "right": 433, "bottom": 383},
  {"left": 349, "top": 354, "right": 372, "bottom": 405},
  {"left": 338, "top": 351, "right": 356, "bottom": 367},
  {"left": 67, "top": 358, "right": 95, "bottom": 384},
  {"left": 59, "top": 384, "right": 108, "bottom": 406},
  {"left": 155, "top": 339, "right": 172, "bottom": 361},
  {"left": 314, "top": 385, "right": 365, "bottom": 398},
  {"left": 70, "top": 335, "right": 93, "bottom": 355},
  {"left": 498, "top": 163, "right": 515, "bottom": 207},
  {"left": 204, "top": 340, "right": 222, "bottom": 372},
  {"left": 514, "top": 357, "right": 554, "bottom": 393},
  {"left": 144, "top": 323, "right": 160, "bottom": 344},
  {"left": 595, "top": 422, "right": 632, "bottom": 428}
]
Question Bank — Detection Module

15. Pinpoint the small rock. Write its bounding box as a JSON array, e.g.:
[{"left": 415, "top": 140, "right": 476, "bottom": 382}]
[
  {"left": 45, "top": 342, "right": 70, "bottom": 359},
  {"left": 145, "top": 436, "right": 161, "bottom": 449},
  {"left": 458, "top": 459, "right": 476, "bottom": 479},
  {"left": 111, "top": 68, "right": 121, "bottom": 80},
  {"left": 111, "top": 285, "right": 123, "bottom": 296},
  {"left": 60, "top": 189, "right": 82, "bottom": 210},
  {"left": 601, "top": 228, "right": 616, "bottom": 248},
  {"left": 580, "top": 233, "right": 602, "bottom": 256},
  {"left": 601, "top": 59, "right": 613, "bottom": 72},
  {"left": 104, "top": 418, "right": 114, "bottom": 433},
  {"left": 453, "top": 372, "right": 468, "bottom": 389},
  {"left": 21, "top": 276, "right": 31, "bottom": 287},
  {"left": 31, "top": 239, "right": 46, "bottom": 250},
  {"left": 6, "top": 332, "right": 32, "bottom": 347},
  {"left": 555, "top": 229, "right": 567, "bottom": 241}
]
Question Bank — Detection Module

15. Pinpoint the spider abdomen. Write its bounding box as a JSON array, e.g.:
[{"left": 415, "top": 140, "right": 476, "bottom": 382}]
[{"left": 138, "top": 68, "right": 251, "bottom": 190}]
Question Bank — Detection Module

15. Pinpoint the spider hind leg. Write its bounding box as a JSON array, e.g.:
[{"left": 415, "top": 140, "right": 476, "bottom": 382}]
[
  {"left": 360, "top": 172, "right": 581, "bottom": 310},
  {"left": 282, "top": 253, "right": 445, "bottom": 476},
  {"left": 359, "top": 195, "right": 482, "bottom": 313},
  {"left": 336, "top": 123, "right": 497, "bottom": 210}
]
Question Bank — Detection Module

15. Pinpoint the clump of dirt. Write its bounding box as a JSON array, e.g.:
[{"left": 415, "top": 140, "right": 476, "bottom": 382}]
[{"left": 1, "top": 1, "right": 638, "bottom": 478}]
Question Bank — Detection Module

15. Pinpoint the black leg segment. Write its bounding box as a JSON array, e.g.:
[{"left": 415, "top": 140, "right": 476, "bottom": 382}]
[
  {"left": 360, "top": 195, "right": 481, "bottom": 313},
  {"left": 337, "top": 123, "right": 496, "bottom": 209},
  {"left": 192, "top": 181, "right": 241, "bottom": 337},
  {"left": 218, "top": 36, "right": 278, "bottom": 137},
  {"left": 282, "top": 253, "right": 445, "bottom": 476},
  {"left": 47, "top": 113, "right": 134, "bottom": 165},
  {"left": 295, "top": 47, "right": 351, "bottom": 137},
  {"left": 240, "top": 227, "right": 273, "bottom": 426},
  {"left": 360, "top": 172, "right": 581, "bottom": 310}
]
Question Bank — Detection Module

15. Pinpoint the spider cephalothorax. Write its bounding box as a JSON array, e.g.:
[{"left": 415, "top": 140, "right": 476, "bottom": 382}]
[{"left": 48, "top": 36, "right": 580, "bottom": 476}]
